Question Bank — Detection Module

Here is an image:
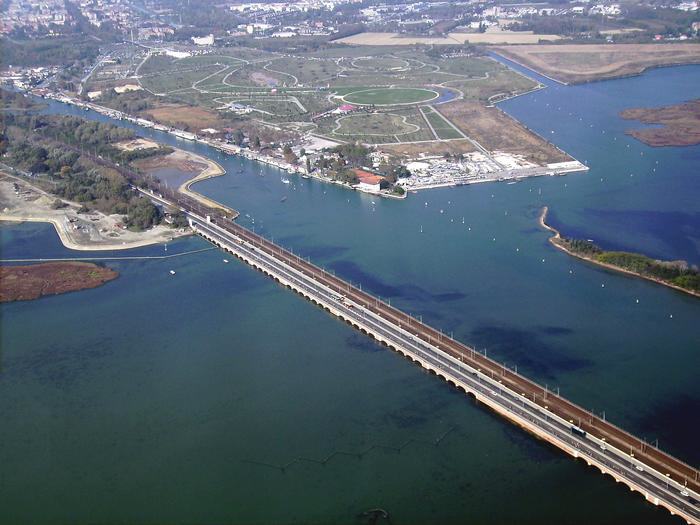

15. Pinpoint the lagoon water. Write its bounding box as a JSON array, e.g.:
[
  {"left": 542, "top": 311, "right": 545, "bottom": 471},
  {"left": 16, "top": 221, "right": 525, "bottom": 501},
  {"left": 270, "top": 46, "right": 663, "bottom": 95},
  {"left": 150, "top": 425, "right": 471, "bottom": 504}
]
[{"left": 1, "top": 64, "right": 699, "bottom": 524}]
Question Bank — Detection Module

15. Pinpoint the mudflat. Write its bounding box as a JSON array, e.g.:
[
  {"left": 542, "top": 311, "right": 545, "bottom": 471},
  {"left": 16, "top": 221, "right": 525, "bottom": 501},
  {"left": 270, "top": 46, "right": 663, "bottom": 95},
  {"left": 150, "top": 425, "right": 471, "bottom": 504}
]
[
  {"left": 620, "top": 99, "right": 700, "bottom": 147},
  {"left": 0, "top": 262, "right": 119, "bottom": 302}
]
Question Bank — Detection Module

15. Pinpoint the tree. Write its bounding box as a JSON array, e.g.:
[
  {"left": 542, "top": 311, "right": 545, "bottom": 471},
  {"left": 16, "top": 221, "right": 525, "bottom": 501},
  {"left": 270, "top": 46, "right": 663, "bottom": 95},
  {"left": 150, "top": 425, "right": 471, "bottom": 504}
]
[
  {"left": 126, "top": 197, "right": 160, "bottom": 231},
  {"left": 283, "top": 144, "right": 297, "bottom": 164},
  {"left": 170, "top": 211, "right": 189, "bottom": 229}
]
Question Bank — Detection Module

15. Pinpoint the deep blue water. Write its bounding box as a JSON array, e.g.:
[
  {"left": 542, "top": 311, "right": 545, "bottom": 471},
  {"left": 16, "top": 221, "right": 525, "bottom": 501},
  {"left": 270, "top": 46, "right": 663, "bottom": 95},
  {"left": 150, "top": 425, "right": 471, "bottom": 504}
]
[{"left": 1, "top": 62, "right": 699, "bottom": 524}]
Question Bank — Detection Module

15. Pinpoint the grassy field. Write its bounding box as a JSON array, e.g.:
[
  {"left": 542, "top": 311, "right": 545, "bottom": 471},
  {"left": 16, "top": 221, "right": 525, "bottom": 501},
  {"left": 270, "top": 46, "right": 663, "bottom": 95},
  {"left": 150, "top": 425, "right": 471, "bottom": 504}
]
[
  {"left": 439, "top": 101, "right": 571, "bottom": 164},
  {"left": 445, "top": 68, "right": 538, "bottom": 103},
  {"left": 380, "top": 139, "right": 477, "bottom": 157},
  {"left": 492, "top": 44, "right": 700, "bottom": 84},
  {"left": 98, "top": 46, "right": 558, "bottom": 158},
  {"left": 140, "top": 64, "right": 221, "bottom": 94},
  {"left": 352, "top": 56, "right": 411, "bottom": 70},
  {"left": 421, "top": 107, "right": 464, "bottom": 140},
  {"left": 342, "top": 87, "right": 439, "bottom": 105},
  {"left": 316, "top": 108, "right": 435, "bottom": 144},
  {"left": 142, "top": 104, "right": 228, "bottom": 130},
  {"left": 264, "top": 57, "right": 341, "bottom": 86},
  {"left": 334, "top": 112, "right": 420, "bottom": 136}
]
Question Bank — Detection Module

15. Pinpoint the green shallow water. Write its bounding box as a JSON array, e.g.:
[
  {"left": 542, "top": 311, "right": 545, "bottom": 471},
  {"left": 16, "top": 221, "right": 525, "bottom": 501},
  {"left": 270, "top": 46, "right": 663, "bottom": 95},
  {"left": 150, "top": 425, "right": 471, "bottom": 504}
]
[{"left": 1, "top": 64, "right": 699, "bottom": 524}]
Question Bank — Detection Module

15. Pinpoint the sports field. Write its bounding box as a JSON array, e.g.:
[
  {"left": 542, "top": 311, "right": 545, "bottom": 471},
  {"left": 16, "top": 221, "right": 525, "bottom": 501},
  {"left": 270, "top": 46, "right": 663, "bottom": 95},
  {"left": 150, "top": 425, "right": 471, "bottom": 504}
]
[{"left": 342, "top": 87, "right": 439, "bottom": 105}]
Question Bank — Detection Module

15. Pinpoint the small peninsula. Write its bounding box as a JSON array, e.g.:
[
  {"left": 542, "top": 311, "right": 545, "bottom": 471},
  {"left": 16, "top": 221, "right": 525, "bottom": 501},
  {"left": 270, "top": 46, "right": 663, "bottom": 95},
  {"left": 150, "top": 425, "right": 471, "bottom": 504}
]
[
  {"left": 620, "top": 99, "right": 700, "bottom": 147},
  {"left": 540, "top": 207, "right": 699, "bottom": 298},
  {"left": 0, "top": 262, "right": 119, "bottom": 302}
]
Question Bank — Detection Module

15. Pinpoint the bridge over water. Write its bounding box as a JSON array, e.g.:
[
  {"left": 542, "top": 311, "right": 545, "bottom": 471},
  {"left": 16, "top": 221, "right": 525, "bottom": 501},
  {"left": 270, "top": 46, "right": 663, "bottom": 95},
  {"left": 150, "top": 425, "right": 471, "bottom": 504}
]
[{"left": 142, "top": 187, "right": 699, "bottom": 525}]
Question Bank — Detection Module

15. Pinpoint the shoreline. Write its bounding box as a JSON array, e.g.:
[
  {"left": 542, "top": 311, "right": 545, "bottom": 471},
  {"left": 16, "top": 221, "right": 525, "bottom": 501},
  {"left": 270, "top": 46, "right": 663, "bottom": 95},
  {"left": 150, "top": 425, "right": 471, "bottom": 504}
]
[
  {"left": 489, "top": 51, "right": 568, "bottom": 85},
  {"left": 0, "top": 215, "right": 187, "bottom": 252},
  {"left": 0, "top": 173, "right": 190, "bottom": 251},
  {"left": 492, "top": 49, "right": 700, "bottom": 86},
  {"left": 37, "top": 92, "right": 578, "bottom": 199},
  {"left": 539, "top": 206, "right": 699, "bottom": 299},
  {"left": 171, "top": 151, "right": 239, "bottom": 218}
]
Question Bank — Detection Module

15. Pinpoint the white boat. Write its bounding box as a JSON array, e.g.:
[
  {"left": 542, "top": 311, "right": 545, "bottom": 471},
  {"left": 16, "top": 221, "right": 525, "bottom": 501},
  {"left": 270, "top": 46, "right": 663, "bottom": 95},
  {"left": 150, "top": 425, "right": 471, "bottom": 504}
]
[
  {"left": 169, "top": 270, "right": 176, "bottom": 275},
  {"left": 281, "top": 177, "right": 290, "bottom": 184},
  {"left": 172, "top": 130, "right": 196, "bottom": 141},
  {"left": 223, "top": 259, "right": 229, "bottom": 263}
]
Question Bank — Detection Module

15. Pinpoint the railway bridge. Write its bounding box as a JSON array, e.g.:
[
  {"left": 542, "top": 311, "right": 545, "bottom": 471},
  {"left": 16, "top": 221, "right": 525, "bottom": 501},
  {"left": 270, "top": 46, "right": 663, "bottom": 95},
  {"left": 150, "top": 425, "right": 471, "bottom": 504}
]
[{"left": 142, "top": 187, "right": 699, "bottom": 524}]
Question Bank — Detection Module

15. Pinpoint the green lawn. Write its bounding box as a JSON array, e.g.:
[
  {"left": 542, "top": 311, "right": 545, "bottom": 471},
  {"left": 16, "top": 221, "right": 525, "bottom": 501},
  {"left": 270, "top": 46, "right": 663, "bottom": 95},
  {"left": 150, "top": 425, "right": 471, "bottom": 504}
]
[
  {"left": 422, "top": 108, "right": 464, "bottom": 140},
  {"left": 352, "top": 56, "right": 410, "bottom": 71},
  {"left": 342, "top": 87, "right": 438, "bottom": 105}
]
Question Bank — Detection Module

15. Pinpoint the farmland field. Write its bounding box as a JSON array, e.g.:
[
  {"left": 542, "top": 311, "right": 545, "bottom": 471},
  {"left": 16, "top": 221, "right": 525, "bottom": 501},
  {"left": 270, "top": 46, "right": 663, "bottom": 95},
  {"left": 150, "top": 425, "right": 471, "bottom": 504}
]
[
  {"left": 492, "top": 44, "right": 700, "bottom": 84},
  {"left": 336, "top": 31, "right": 561, "bottom": 46}
]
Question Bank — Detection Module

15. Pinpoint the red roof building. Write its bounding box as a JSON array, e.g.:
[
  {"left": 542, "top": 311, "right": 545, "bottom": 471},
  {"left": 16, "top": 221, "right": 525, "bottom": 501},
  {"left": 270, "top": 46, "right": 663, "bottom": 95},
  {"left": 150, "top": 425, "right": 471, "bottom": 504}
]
[{"left": 353, "top": 169, "right": 385, "bottom": 191}]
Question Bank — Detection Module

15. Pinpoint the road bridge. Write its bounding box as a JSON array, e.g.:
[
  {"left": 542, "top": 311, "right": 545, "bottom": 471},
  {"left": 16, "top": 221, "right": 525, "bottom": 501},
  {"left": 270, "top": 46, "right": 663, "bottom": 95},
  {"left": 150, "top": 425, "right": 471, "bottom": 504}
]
[{"left": 142, "top": 187, "right": 699, "bottom": 524}]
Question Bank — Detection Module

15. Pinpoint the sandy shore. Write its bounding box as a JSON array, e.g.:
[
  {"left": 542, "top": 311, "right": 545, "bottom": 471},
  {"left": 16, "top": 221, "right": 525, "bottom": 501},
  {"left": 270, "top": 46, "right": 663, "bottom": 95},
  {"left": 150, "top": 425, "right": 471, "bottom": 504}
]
[
  {"left": 539, "top": 206, "right": 699, "bottom": 298},
  {"left": 135, "top": 148, "right": 237, "bottom": 218},
  {"left": 0, "top": 173, "right": 190, "bottom": 251},
  {"left": 175, "top": 151, "right": 238, "bottom": 217}
]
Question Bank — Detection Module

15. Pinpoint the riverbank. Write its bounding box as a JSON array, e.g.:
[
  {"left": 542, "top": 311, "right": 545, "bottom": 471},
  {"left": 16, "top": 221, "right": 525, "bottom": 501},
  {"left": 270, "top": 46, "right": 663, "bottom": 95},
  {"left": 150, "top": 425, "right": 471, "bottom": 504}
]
[
  {"left": 540, "top": 206, "right": 699, "bottom": 298},
  {"left": 0, "top": 261, "right": 118, "bottom": 302},
  {"left": 34, "top": 90, "right": 550, "bottom": 200},
  {"left": 0, "top": 173, "right": 190, "bottom": 251}
]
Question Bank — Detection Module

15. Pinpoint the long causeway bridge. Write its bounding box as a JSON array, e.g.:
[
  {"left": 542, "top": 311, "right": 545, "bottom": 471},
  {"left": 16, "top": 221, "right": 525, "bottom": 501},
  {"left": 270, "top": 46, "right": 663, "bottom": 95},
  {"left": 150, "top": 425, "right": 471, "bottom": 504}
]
[{"left": 143, "top": 186, "right": 700, "bottom": 524}]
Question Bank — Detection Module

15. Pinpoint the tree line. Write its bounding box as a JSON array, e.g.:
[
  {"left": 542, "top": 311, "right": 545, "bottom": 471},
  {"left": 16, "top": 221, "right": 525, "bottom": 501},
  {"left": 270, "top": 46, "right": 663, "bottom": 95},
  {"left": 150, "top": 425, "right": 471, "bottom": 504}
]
[{"left": 1, "top": 111, "right": 172, "bottom": 231}]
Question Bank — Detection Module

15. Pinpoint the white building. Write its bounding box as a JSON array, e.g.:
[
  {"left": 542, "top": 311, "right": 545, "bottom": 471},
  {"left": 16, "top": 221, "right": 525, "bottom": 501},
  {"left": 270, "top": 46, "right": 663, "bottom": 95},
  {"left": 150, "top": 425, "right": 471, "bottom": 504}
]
[{"left": 191, "top": 34, "right": 214, "bottom": 46}]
